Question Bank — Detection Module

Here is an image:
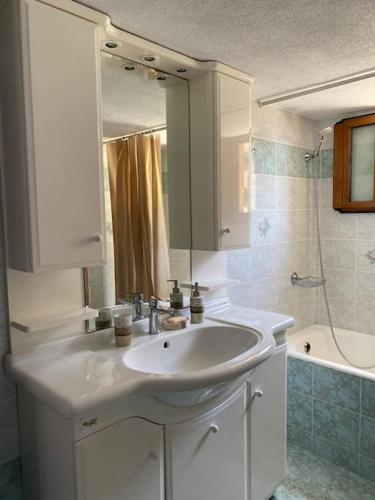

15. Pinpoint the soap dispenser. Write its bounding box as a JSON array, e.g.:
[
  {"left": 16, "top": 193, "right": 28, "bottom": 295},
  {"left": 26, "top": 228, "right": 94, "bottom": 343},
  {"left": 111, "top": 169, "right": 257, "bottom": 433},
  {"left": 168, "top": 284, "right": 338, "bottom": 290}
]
[
  {"left": 190, "top": 282, "right": 205, "bottom": 324},
  {"left": 167, "top": 279, "right": 184, "bottom": 310}
]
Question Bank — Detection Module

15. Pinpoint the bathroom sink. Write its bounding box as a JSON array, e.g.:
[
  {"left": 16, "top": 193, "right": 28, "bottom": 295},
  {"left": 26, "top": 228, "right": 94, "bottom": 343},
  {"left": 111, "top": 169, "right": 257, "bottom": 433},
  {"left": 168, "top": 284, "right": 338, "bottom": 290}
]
[
  {"left": 121, "top": 322, "right": 274, "bottom": 394},
  {"left": 4, "top": 312, "right": 293, "bottom": 417}
]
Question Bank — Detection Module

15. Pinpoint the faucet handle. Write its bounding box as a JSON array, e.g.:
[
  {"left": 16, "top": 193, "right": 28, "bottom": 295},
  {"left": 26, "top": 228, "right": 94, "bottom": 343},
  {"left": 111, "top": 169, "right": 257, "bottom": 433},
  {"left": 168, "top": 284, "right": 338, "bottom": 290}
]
[
  {"left": 124, "top": 291, "right": 144, "bottom": 302},
  {"left": 149, "top": 296, "right": 158, "bottom": 309}
]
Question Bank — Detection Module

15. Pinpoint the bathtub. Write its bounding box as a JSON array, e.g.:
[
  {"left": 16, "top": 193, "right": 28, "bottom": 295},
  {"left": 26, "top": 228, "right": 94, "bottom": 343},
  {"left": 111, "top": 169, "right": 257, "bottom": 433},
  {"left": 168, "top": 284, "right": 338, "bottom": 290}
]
[
  {"left": 288, "top": 323, "right": 375, "bottom": 381},
  {"left": 286, "top": 323, "right": 375, "bottom": 480}
]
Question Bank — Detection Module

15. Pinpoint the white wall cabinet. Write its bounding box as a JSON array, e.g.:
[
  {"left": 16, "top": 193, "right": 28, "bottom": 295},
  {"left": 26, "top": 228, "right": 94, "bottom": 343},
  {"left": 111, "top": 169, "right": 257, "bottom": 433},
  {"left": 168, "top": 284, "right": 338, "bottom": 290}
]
[
  {"left": 190, "top": 72, "right": 251, "bottom": 251},
  {"left": 76, "top": 417, "right": 164, "bottom": 500},
  {"left": 165, "top": 386, "right": 247, "bottom": 500},
  {"left": 0, "top": 0, "right": 105, "bottom": 272}
]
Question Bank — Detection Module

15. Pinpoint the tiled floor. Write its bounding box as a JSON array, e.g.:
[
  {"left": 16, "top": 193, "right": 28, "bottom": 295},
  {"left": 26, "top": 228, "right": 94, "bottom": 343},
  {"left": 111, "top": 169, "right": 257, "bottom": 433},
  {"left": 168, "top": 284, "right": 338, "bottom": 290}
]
[{"left": 275, "top": 445, "right": 375, "bottom": 500}]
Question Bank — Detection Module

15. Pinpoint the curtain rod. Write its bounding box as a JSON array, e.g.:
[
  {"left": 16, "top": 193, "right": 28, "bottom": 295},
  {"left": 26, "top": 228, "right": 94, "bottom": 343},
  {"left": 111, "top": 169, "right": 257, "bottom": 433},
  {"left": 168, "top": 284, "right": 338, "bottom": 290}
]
[
  {"left": 258, "top": 68, "right": 375, "bottom": 106},
  {"left": 103, "top": 125, "right": 166, "bottom": 144}
]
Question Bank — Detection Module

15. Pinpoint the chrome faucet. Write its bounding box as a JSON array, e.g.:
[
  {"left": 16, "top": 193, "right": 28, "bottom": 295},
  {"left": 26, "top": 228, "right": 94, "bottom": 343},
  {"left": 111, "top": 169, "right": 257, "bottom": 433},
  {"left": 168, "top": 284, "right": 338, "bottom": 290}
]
[
  {"left": 149, "top": 297, "right": 168, "bottom": 335},
  {"left": 121, "top": 292, "right": 144, "bottom": 320},
  {"left": 132, "top": 293, "right": 144, "bottom": 320}
]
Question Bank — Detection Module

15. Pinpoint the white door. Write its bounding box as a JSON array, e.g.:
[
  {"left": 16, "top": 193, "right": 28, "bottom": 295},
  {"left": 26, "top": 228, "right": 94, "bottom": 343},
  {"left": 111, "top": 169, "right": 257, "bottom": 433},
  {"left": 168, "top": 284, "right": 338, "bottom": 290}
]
[
  {"left": 217, "top": 73, "right": 251, "bottom": 250},
  {"left": 249, "top": 345, "right": 287, "bottom": 500},
  {"left": 165, "top": 386, "right": 247, "bottom": 500},
  {"left": 27, "top": 0, "right": 105, "bottom": 270},
  {"left": 76, "top": 417, "right": 164, "bottom": 500},
  {"left": 1, "top": 0, "right": 106, "bottom": 272}
]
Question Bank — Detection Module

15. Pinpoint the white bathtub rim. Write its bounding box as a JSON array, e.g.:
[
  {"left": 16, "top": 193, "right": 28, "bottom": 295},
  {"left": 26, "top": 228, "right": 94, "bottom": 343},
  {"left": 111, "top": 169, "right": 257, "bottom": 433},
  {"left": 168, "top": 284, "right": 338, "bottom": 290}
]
[{"left": 287, "top": 326, "right": 375, "bottom": 382}]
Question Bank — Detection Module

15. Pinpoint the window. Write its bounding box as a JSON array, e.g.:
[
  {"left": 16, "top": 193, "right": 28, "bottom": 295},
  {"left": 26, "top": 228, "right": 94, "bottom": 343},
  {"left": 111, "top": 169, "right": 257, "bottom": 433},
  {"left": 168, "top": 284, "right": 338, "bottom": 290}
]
[{"left": 333, "top": 113, "right": 375, "bottom": 212}]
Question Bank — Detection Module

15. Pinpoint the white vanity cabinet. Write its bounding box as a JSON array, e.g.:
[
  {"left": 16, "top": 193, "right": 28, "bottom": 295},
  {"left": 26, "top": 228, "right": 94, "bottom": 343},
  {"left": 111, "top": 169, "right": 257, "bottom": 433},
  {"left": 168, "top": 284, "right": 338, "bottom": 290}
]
[
  {"left": 0, "top": 0, "right": 105, "bottom": 272},
  {"left": 16, "top": 351, "right": 287, "bottom": 500},
  {"left": 74, "top": 387, "right": 247, "bottom": 500},
  {"left": 190, "top": 72, "right": 252, "bottom": 251},
  {"left": 165, "top": 385, "right": 247, "bottom": 500},
  {"left": 76, "top": 417, "right": 164, "bottom": 500}
]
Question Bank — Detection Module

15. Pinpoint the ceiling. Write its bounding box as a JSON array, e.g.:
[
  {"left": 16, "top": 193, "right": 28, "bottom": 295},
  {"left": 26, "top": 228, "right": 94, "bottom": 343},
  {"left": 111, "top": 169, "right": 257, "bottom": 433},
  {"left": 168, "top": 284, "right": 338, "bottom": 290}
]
[
  {"left": 79, "top": 0, "right": 375, "bottom": 103},
  {"left": 275, "top": 77, "right": 375, "bottom": 120}
]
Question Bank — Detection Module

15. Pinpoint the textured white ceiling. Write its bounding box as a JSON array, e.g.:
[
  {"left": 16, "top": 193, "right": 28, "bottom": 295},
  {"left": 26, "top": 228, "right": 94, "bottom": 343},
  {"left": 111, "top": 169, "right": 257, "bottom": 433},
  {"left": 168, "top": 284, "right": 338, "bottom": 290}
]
[
  {"left": 275, "top": 77, "right": 375, "bottom": 120},
  {"left": 78, "top": 0, "right": 375, "bottom": 99}
]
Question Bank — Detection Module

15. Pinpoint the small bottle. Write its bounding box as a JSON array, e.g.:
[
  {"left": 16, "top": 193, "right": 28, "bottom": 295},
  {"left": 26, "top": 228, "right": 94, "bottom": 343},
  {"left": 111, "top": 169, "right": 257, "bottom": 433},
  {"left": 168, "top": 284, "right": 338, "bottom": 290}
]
[
  {"left": 190, "top": 282, "right": 204, "bottom": 324},
  {"left": 168, "top": 279, "right": 184, "bottom": 309}
]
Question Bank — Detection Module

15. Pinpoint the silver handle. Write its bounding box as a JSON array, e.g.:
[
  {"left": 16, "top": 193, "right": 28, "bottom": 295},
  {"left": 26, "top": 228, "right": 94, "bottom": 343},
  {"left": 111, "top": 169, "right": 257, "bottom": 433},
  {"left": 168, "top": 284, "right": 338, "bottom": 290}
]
[
  {"left": 223, "top": 227, "right": 231, "bottom": 234},
  {"left": 83, "top": 417, "right": 98, "bottom": 427},
  {"left": 254, "top": 389, "right": 264, "bottom": 398},
  {"left": 90, "top": 234, "right": 102, "bottom": 243},
  {"left": 209, "top": 424, "right": 219, "bottom": 433},
  {"left": 148, "top": 451, "right": 158, "bottom": 461}
]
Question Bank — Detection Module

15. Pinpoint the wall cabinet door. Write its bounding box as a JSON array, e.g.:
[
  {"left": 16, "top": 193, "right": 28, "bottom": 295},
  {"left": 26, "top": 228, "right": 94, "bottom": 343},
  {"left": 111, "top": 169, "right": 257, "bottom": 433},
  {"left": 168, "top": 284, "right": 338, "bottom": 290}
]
[
  {"left": 190, "top": 72, "right": 251, "bottom": 251},
  {"left": 0, "top": 0, "right": 105, "bottom": 272},
  {"left": 248, "top": 344, "right": 287, "bottom": 500},
  {"left": 76, "top": 417, "right": 164, "bottom": 500},
  {"left": 165, "top": 386, "right": 247, "bottom": 500}
]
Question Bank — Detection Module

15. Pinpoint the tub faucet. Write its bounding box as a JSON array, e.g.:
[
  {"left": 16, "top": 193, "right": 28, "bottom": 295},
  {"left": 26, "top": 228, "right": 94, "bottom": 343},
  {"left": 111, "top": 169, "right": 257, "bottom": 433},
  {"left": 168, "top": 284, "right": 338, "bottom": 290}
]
[{"left": 149, "top": 297, "right": 168, "bottom": 335}]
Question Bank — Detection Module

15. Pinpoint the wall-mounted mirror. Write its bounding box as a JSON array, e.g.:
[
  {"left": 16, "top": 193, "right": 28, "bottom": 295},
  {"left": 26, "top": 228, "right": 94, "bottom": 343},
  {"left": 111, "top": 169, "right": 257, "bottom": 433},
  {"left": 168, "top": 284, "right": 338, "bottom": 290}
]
[{"left": 84, "top": 52, "right": 191, "bottom": 328}]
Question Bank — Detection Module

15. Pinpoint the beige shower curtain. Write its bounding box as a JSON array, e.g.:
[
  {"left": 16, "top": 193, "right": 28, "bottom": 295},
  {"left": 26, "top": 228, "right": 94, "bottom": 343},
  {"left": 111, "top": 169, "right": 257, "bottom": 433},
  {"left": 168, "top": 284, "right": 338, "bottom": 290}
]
[{"left": 106, "top": 134, "right": 170, "bottom": 302}]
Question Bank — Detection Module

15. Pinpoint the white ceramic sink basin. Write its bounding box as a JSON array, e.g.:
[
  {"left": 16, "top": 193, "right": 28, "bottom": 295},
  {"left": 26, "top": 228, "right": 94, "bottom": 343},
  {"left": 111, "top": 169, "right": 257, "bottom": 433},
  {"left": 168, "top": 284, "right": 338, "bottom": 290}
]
[
  {"left": 121, "top": 320, "right": 276, "bottom": 393},
  {"left": 124, "top": 325, "right": 260, "bottom": 375}
]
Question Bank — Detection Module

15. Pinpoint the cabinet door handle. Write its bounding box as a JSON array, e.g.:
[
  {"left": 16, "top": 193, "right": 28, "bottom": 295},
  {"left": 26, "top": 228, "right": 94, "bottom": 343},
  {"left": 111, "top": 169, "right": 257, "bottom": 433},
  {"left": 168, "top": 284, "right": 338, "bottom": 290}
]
[
  {"left": 148, "top": 451, "right": 158, "bottom": 461},
  {"left": 209, "top": 424, "right": 219, "bottom": 433},
  {"left": 83, "top": 417, "right": 98, "bottom": 427},
  {"left": 254, "top": 389, "right": 264, "bottom": 399},
  {"left": 222, "top": 227, "right": 231, "bottom": 235},
  {"left": 90, "top": 234, "right": 102, "bottom": 243}
]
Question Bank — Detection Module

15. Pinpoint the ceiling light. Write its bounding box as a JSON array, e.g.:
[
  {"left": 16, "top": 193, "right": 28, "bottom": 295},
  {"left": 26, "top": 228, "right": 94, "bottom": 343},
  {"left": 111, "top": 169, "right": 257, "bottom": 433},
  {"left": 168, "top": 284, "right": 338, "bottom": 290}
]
[
  {"left": 176, "top": 68, "right": 186, "bottom": 73},
  {"left": 123, "top": 64, "right": 135, "bottom": 71},
  {"left": 104, "top": 41, "right": 119, "bottom": 49},
  {"left": 155, "top": 74, "right": 167, "bottom": 81},
  {"left": 143, "top": 55, "right": 156, "bottom": 62}
]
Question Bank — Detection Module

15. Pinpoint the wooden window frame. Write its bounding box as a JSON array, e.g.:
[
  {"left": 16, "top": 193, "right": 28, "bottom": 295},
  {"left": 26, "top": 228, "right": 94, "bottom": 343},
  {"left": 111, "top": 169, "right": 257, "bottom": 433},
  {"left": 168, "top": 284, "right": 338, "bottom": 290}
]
[{"left": 333, "top": 113, "right": 375, "bottom": 212}]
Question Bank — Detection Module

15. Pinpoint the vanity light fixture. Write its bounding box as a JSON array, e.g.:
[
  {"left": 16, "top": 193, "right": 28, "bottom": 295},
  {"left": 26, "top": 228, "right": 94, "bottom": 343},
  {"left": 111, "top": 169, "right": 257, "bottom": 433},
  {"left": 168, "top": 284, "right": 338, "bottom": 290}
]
[
  {"left": 176, "top": 68, "right": 186, "bottom": 73},
  {"left": 104, "top": 40, "right": 119, "bottom": 49},
  {"left": 143, "top": 55, "right": 156, "bottom": 62}
]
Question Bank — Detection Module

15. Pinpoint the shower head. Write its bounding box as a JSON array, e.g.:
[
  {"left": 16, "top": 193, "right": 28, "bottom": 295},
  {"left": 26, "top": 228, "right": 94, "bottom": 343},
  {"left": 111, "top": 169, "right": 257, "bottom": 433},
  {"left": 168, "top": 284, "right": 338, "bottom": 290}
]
[
  {"left": 318, "top": 126, "right": 333, "bottom": 137},
  {"left": 305, "top": 126, "right": 334, "bottom": 163}
]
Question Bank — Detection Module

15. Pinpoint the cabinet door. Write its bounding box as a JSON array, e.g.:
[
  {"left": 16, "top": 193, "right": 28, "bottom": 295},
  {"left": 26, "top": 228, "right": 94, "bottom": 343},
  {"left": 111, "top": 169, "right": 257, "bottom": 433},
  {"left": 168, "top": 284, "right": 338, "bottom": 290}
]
[
  {"left": 190, "top": 72, "right": 251, "bottom": 251},
  {"left": 0, "top": 0, "right": 105, "bottom": 272},
  {"left": 217, "top": 73, "right": 251, "bottom": 250},
  {"left": 165, "top": 386, "right": 247, "bottom": 500},
  {"left": 249, "top": 345, "right": 287, "bottom": 500},
  {"left": 76, "top": 417, "right": 164, "bottom": 500}
]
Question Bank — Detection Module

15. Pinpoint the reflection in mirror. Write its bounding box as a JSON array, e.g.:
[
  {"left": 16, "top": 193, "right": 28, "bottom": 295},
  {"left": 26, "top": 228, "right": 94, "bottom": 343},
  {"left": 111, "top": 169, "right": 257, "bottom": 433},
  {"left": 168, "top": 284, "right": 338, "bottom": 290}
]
[{"left": 85, "top": 52, "right": 191, "bottom": 328}]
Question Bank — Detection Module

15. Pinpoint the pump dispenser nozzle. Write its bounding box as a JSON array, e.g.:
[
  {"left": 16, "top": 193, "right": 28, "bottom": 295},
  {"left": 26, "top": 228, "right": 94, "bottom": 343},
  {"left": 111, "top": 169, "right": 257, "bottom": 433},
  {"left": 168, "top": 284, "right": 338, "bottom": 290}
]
[
  {"left": 167, "top": 279, "right": 183, "bottom": 309},
  {"left": 190, "top": 282, "right": 204, "bottom": 324}
]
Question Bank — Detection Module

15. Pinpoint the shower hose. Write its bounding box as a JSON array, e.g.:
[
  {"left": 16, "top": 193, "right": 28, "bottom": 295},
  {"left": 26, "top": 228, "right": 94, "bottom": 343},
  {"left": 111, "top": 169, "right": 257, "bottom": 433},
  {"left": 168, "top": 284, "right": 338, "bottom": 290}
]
[{"left": 313, "top": 158, "right": 375, "bottom": 370}]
